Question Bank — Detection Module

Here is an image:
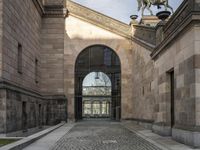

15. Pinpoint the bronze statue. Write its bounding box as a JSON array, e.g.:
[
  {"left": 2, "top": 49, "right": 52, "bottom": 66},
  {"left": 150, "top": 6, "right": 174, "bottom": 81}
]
[{"left": 137, "top": 0, "right": 174, "bottom": 17}]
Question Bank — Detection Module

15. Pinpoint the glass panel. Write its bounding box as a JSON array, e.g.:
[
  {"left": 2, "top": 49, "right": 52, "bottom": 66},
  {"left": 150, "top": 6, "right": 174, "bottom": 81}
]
[
  {"left": 102, "top": 101, "right": 109, "bottom": 115},
  {"left": 92, "top": 101, "right": 100, "bottom": 115},
  {"left": 83, "top": 101, "right": 91, "bottom": 115},
  {"left": 90, "top": 47, "right": 104, "bottom": 67},
  {"left": 82, "top": 72, "right": 111, "bottom": 96},
  {"left": 104, "top": 48, "right": 112, "bottom": 66},
  {"left": 106, "top": 102, "right": 110, "bottom": 114}
]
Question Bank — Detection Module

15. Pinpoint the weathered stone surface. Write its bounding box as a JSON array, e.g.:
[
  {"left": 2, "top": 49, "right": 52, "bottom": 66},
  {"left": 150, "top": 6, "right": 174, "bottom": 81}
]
[
  {"left": 2, "top": 0, "right": 41, "bottom": 91},
  {"left": 41, "top": 17, "right": 65, "bottom": 95},
  {"left": 64, "top": 15, "right": 134, "bottom": 120},
  {"left": 0, "top": 0, "right": 200, "bottom": 148}
]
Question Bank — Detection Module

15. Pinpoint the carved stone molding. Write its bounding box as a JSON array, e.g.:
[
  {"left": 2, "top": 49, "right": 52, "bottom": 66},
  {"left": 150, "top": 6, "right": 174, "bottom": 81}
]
[
  {"left": 66, "top": 0, "right": 157, "bottom": 50},
  {"left": 66, "top": 0, "right": 131, "bottom": 39},
  {"left": 43, "top": 6, "right": 68, "bottom": 18},
  {"left": 43, "top": 0, "right": 65, "bottom": 6},
  {"left": 32, "top": 0, "right": 67, "bottom": 18},
  {"left": 151, "top": 0, "right": 200, "bottom": 59},
  {"left": 32, "top": 0, "right": 44, "bottom": 16}
]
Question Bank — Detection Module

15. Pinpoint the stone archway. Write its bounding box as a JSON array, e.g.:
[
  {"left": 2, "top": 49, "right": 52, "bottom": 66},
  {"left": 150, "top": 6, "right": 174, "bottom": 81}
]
[{"left": 74, "top": 45, "right": 121, "bottom": 121}]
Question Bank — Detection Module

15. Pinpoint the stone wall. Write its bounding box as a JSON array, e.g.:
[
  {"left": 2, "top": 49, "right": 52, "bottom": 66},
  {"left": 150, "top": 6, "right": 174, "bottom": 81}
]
[
  {"left": 131, "top": 43, "right": 156, "bottom": 122},
  {"left": 0, "top": 0, "right": 3, "bottom": 77},
  {"left": 0, "top": 1, "right": 4, "bottom": 133},
  {"left": 46, "top": 97, "right": 67, "bottom": 125},
  {"left": 2, "top": 0, "right": 41, "bottom": 91},
  {"left": 6, "top": 89, "right": 46, "bottom": 133},
  {"left": 194, "top": 25, "right": 200, "bottom": 127},
  {"left": 40, "top": 18, "right": 65, "bottom": 95},
  {"left": 0, "top": 0, "right": 67, "bottom": 134},
  {"left": 0, "top": 89, "right": 6, "bottom": 133},
  {"left": 153, "top": 26, "right": 195, "bottom": 128},
  {"left": 0, "top": 0, "right": 43, "bottom": 134},
  {"left": 1, "top": 1, "right": 200, "bottom": 148},
  {"left": 149, "top": 23, "right": 200, "bottom": 147},
  {"left": 64, "top": 15, "right": 134, "bottom": 120}
]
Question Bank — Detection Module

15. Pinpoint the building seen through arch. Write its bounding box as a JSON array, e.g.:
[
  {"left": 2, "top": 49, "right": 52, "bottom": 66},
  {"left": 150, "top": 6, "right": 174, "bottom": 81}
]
[{"left": 82, "top": 72, "right": 111, "bottom": 118}]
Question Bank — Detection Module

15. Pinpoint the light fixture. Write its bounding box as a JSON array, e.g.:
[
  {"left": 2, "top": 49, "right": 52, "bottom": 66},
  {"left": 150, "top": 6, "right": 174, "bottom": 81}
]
[{"left": 95, "top": 72, "right": 99, "bottom": 80}]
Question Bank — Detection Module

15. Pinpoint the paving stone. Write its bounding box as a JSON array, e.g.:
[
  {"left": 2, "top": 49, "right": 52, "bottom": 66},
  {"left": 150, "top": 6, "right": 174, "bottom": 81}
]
[{"left": 51, "top": 121, "right": 162, "bottom": 150}]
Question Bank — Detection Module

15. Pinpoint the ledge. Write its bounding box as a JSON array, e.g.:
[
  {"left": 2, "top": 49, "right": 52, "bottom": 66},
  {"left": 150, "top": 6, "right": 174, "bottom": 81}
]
[
  {"left": 132, "top": 37, "right": 155, "bottom": 51},
  {"left": 172, "top": 128, "right": 200, "bottom": 147},
  {"left": 122, "top": 118, "right": 154, "bottom": 124},
  {"left": 32, "top": 0, "right": 44, "bottom": 16},
  {"left": 151, "top": 0, "right": 200, "bottom": 59},
  {"left": 0, "top": 123, "right": 65, "bottom": 150},
  {"left": 173, "top": 124, "right": 200, "bottom": 132},
  {"left": 0, "top": 79, "right": 67, "bottom": 101},
  {"left": 32, "top": 0, "right": 67, "bottom": 18},
  {"left": 43, "top": 5, "right": 68, "bottom": 18},
  {"left": 133, "top": 25, "right": 156, "bottom": 47}
]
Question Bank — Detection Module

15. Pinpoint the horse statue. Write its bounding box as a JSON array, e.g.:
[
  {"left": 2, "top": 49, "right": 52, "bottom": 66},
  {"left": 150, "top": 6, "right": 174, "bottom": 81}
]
[{"left": 137, "top": 0, "right": 174, "bottom": 17}]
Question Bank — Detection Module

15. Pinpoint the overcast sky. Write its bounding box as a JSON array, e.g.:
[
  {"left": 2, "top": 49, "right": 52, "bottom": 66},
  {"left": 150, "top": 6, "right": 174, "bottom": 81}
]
[
  {"left": 83, "top": 72, "right": 111, "bottom": 86},
  {"left": 72, "top": 0, "right": 183, "bottom": 24}
]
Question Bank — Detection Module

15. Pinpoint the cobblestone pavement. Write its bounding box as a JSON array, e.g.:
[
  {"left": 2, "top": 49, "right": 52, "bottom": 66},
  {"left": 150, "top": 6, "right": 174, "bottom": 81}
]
[{"left": 51, "top": 121, "right": 163, "bottom": 150}]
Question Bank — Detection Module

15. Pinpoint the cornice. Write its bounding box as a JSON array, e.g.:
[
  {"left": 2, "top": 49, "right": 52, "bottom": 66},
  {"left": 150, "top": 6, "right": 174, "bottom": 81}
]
[
  {"left": 66, "top": 0, "right": 157, "bottom": 50},
  {"left": 32, "top": 0, "right": 67, "bottom": 18},
  {"left": 31, "top": 0, "right": 156, "bottom": 50},
  {"left": 66, "top": 0, "right": 131, "bottom": 39},
  {"left": 43, "top": 6, "right": 68, "bottom": 18},
  {"left": 32, "top": 0, "right": 44, "bottom": 16},
  {"left": 151, "top": 0, "right": 200, "bottom": 60}
]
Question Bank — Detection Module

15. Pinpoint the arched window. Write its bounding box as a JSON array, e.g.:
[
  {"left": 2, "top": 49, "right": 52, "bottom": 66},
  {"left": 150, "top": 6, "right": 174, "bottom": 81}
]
[{"left": 75, "top": 45, "right": 121, "bottom": 120}]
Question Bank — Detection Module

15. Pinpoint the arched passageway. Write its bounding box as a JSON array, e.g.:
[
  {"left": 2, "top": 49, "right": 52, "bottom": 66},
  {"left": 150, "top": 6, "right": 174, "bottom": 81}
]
[{"left": 75, "top": 45, "right": 121, "bottom": 120}]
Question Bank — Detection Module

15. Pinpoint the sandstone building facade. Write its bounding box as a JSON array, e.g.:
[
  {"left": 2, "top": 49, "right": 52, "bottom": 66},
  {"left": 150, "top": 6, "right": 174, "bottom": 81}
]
[{"left": 0, "top": 0, "right": 200, "bottom": 148}]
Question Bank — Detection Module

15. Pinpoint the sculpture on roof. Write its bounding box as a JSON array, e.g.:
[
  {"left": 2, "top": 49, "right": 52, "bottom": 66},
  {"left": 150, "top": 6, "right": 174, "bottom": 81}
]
[{"left": 137, "top": 0, "right": 174, "bottom": 17}]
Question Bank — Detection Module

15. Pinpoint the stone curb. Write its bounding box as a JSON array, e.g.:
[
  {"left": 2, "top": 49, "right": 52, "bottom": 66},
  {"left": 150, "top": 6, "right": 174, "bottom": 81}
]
[
  {"left": 0, "top": 122, "right": 65, "bottom": 150},
  {"left": 121, "top": 123, "right": 170, "bottom": 150}
]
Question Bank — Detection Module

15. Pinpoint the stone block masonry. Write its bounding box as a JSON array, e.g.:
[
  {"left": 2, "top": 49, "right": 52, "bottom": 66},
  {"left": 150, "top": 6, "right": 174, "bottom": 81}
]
[
  {"left": 0, "top": 0, "right": 200, "bottom": 148},
  {"left": 0, "top": 83, "right": 67, "bottom": 134},
  {"left": 2, "top": 0, "right": 41, "bottom": 91},
  {"left": 40, "top": 17, "right": 65, "bottom": 95},
  {"left": 0, "top": 0, "right": 67, "bottom": 134}
]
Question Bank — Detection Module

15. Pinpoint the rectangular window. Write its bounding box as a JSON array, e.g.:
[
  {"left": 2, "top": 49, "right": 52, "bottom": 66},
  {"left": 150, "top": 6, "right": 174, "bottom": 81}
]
[
  {"left": 142, "top": 86, "right": 145, "bottom": 96},
  {"left": 18, "top": 43, "right": 22, "bottom": 74},
  {"left": 39, "top": 104, "right": 42, "bottom": 126},
  {"left": 169, "top": 70, "right": 175, "bottom": 127},
  {"left": 149, "top": 81, "right": 152, "bottom": 92},
  {"left": 35, "top": 58, "right": 39, "bottom": 83}
]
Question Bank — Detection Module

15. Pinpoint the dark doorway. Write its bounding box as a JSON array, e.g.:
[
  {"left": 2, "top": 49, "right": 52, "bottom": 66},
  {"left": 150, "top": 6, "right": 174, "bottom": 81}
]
[
  {"left": 170, "top": 70, "right": 175, "bottom": 127},
  {"left": 38, "top": 104, "right": 42, "bottom": 127},
  {"left": 75, "top": 45, "right": 121, "bottom": 121},
  {"left": 22, "top": 101, "right": 27, "bottom": 131}
]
